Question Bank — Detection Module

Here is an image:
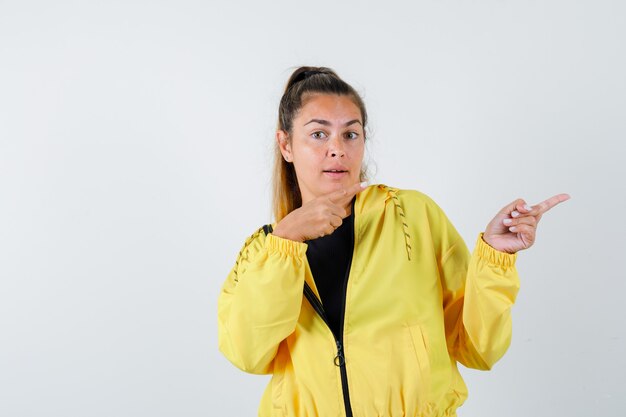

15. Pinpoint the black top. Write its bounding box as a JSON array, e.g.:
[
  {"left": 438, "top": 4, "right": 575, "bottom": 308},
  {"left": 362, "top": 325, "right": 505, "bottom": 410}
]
[{"left": 305, "top": 201, "right": 355, "bottom": 338}]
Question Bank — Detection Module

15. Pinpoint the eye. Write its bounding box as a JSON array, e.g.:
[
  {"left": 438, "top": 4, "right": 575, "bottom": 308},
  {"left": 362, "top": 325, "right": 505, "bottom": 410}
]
[
  {"left": 344, "top": 131, "right": 359, "bottom": 140},
  {"left": 311, "top": 131, "right": 327, "bottom": 140}
]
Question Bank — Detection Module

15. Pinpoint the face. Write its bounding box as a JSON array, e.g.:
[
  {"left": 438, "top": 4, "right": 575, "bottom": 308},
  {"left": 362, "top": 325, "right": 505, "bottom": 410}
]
[{"left": 277, "top": 94, "right": 365, "bottom": 205}]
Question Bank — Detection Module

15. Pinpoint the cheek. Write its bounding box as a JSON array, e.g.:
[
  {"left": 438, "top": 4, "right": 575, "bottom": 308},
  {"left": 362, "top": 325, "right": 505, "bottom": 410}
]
[
  {"left": 349, "top": 141, "right": 365, "bottom": 161},
  {"left": 296, "top": 144, "right": 324, "bottom": 163},
  {"left": 293, "top": 145, "right": 324, "bottom": 175}
]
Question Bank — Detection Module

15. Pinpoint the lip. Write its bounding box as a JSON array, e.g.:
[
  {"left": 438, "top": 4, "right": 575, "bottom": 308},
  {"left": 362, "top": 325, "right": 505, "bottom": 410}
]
[
  {"left": 323, "top": 169, "right": 349, "bottom": 179},
  {"left": 323, "top": 165, "right": 348, "bottom": 172}
]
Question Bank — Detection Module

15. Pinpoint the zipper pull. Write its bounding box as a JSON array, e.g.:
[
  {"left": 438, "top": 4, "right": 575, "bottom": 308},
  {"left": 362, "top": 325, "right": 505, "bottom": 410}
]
[{"left": 334, "top": 340, "right": 345, "bottom": 367}]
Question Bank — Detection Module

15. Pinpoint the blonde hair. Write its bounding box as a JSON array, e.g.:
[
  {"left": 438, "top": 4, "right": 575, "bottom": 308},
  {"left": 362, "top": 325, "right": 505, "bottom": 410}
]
[{"left": 272, "top": 66, "right": 368, "bottom": 222}]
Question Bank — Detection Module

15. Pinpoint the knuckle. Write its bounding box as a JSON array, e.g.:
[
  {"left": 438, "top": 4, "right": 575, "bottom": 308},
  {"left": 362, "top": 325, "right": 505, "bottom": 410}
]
[{"left": 521, "top": 225, "right": 534, "bottom": 234}]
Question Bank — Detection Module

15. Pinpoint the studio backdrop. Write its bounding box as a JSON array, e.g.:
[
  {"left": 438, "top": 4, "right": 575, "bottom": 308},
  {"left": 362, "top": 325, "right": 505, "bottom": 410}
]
[{"left": 0, "top": 1, "right": 624, "bottom": 416}]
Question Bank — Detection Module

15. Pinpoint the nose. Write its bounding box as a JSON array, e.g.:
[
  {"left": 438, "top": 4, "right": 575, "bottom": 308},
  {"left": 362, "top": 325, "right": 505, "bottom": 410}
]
[{"left": 327, "top": 135, "right": 345, "bottom": 158}]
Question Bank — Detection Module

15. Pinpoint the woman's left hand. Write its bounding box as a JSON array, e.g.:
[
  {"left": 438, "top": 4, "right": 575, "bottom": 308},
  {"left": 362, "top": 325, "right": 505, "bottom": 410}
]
[{"left": 483, "top": 194, "right": 571, "bottom": 254}]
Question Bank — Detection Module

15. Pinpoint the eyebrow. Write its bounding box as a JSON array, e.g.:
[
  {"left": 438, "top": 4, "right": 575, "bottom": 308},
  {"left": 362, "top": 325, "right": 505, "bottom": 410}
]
[{"left": 303, "top": 119, "right": 362, "bottom": 127}]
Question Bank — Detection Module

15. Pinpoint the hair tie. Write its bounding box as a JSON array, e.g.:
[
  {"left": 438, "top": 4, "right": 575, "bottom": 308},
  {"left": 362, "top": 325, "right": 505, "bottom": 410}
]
[
  {"left": 303, "top": 70, "right": 323, "bottom": 78},
  {"left": 293, "top": 70, "right": 324, "bottom": 84}
]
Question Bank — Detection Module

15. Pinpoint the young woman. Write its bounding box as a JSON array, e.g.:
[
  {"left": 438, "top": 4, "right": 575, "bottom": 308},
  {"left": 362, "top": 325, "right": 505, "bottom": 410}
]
[{"left": 217, "top": 66, "right": 569, "bottom": 417}]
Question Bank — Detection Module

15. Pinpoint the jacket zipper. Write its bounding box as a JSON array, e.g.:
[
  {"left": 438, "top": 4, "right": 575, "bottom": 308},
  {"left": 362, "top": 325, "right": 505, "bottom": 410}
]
[
  {"left": 265, "top": 200, "right": 356, "bottom": 417},
  {"left": 303, "top": 282, "right": 353, "bottom": 417},
  {"left": 302, "top": 198, "right": 356, "bottom": 417}
]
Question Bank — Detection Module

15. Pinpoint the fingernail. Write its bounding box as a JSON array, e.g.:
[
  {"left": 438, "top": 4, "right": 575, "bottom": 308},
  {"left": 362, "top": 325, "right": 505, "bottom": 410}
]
[
  {"left": 509, "top": 226, "right": 517, "bottom": 232},
  {"left": 511, "top": 211, "right": 520, "bottom": 218},
  {"left": 503, "top": 218, "right": 513, "bottom": 225},
  {"left": 360, "top": 181, "right": 368, "bottom": 188},
  {"left": 524, "top": 204, "right": 532, "bottom": 211}
]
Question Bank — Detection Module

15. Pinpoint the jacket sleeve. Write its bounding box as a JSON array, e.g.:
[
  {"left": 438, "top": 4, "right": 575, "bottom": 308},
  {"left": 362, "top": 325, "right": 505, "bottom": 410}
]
[
  {"left": 217, "top": 228, "right": 309, "bottom": 374},
  {"left": 440, "top": 227, "right": 520, "bottom": 370}
]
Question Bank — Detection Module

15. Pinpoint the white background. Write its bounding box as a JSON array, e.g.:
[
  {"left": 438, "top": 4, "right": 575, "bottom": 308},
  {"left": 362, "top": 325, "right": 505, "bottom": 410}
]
[{"left": 1, "top": 1, "right": 624, "bottom": 416}]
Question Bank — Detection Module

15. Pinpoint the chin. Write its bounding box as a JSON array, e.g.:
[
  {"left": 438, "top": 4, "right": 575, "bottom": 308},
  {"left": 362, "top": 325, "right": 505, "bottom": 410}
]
[
  {"left": 325, "top": 179, "right": 356, "bottom": 191},
  {"left": 304, "top": 177, "right": 359, "bottom": 201}
]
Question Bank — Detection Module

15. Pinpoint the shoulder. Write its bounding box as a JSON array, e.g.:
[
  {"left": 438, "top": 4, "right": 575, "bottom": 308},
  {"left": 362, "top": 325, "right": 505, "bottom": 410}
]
[
  {"left": 358, "top": 184, "right": 456, "bottom": 238},
  {"left": 391, "top": 187, "right": 440, "bottom": 209},
  {"left": 358, "top": 184, "right": 446, "bottom": 216},
  {"left": 233, "top": 225, "right": 268, "bottom": 265}
]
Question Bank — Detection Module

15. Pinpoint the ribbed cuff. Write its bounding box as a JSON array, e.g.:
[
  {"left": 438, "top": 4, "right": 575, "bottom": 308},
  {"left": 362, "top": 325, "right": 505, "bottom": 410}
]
[
  {"left": 265, "top": 233, "right": 308, "bottom": 257},
  {"left": 475, "top": 233, "right": 517, "bottom": 268}
]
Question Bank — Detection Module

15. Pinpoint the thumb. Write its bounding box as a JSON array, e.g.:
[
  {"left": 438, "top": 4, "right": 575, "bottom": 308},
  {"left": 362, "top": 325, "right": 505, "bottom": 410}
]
[{"left": 498, "top": 198, "right": 528, "bottom": 218}]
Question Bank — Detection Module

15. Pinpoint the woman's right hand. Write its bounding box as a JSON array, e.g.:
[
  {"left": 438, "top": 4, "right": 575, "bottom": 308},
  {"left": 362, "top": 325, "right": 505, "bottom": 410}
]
[{"left": 272, "top": 182, "right": 367, "bottom": 242}]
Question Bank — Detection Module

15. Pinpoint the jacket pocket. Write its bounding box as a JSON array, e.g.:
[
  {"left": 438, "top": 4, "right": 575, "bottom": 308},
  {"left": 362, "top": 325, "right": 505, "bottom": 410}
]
[{"left": 407, "top": 324, "right": 432, "bottom": 405}]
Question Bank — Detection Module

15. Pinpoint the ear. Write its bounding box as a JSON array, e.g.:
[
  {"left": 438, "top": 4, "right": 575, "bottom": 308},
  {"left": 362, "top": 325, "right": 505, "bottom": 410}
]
[{"left": 276, "top": 130, "right": 293, "bottom": 162}]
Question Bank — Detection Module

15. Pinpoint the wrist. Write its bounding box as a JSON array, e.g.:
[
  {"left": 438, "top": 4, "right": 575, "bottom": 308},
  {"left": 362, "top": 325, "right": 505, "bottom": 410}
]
[
  {"left": 476, "top": 233, "right": 518, "bottom": 267},
  {"left": 481, "top": 233, "right": 496, "bottom": 249},
  {"left": 481, "top": 232, "right": 517, "bottom": 254},
  {"left": 272, "top": 224, "right": 304, "bottom": 242}
]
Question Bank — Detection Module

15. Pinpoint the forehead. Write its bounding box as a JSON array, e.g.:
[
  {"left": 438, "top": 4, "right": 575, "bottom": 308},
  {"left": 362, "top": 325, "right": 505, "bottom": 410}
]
[{"left": 296, "top": 94, "right": 362, "bottom": 124}]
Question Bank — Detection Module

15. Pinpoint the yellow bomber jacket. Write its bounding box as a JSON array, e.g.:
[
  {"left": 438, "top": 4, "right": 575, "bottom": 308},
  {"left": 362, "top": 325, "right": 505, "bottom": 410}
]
[{"left": 218, "top": 185, "right": 520, "bottom": 417}]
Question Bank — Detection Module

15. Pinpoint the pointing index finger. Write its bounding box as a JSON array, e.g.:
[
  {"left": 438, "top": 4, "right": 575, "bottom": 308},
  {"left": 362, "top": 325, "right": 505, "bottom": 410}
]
[
  {"left": 533, "top": 193, "right": 571, "bottom": 214},
  {"left": 329, "top": 182, "right": 368, "bottom": 205}
]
